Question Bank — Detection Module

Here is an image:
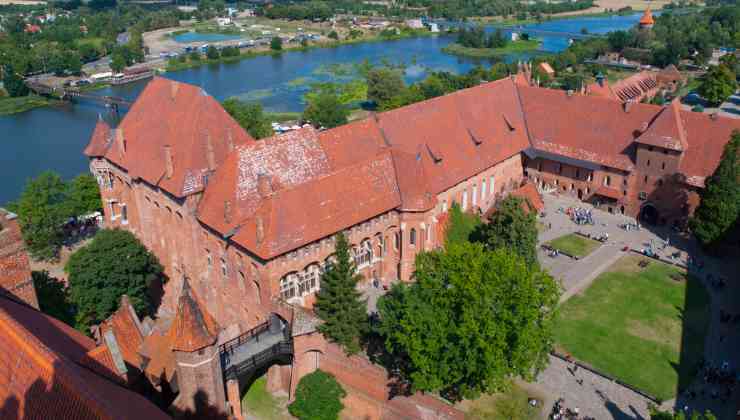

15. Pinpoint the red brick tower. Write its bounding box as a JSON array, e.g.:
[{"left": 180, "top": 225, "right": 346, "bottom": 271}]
[{"left": 170, "top": 280, "right": 226, "bottom": 416}]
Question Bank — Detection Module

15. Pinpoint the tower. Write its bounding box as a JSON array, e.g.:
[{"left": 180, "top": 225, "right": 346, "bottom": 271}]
[
  {"left": 639, "top": 8, "right": 654, "bottom": 30},
  {"left": 170, "top": 280, "right": 226, "bottom": 417}
]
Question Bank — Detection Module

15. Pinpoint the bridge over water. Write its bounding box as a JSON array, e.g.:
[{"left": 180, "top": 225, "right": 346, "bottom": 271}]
[{"left": 25, "top": 79, "right": 132, "bottom": 110}]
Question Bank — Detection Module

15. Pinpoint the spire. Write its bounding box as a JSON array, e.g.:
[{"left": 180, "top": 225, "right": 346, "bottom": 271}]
[
  {"left": 639, "top": 8, "right": 654, "bottom": 28},
  {"left": 170, "top": 280, "right": 219, "bottom": 352}
]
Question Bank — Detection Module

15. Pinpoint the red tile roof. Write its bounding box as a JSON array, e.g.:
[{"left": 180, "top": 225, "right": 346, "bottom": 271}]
[
  {"left": 0, "top": 295, "right": 169, "bottom": 420},
  {"left": 511, "top": 182, "right": 544, "bottom": 213},
  {"left": 85, "top": 77, "right": 254, "bottom": 198},
  {"left": 636, "top": 99, "right": 688, "bottom": 152},
  {"left": 100, "top": 295, "right": 144, "bottom": 372},
  {"left": 170, "top": 280, "right": 219, "bottom": 352},
  {"left": 639, "top": 8, "right": 655, "bottom": 25},
  {"left": 0, "top": 209, "right": 38, "bottom": 309},
  {"left": 587, "top": 72, "right": 658, "bottom": 103},
  {"left": 83, "top": 117, "right": 112, "bottom": 158},
  {"left": 679, "top": 112, "right": 740, "bottom": 187}
]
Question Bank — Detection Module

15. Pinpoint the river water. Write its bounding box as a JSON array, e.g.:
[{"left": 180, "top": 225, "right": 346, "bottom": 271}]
[{"left": 0, "top": 12, "right": 645, "bottom": 205}]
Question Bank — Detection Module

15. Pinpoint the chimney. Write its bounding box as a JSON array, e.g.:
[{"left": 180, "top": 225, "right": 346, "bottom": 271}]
[
  {"left": 224, "top": 200, "right": 232, "bottom": 224},
  {"left": 624, "top": 100, "right": 634, "bottom": 113},
  {"left": 115, "top": 128, "right": 125, "bottom": 154},
  {"left": 255, "top": 215, "right": 264, "bottom": 245},
  {"left": 226, "top": 129, "right": 234, "bottom": 152},
  {"left": 170, "top": 82, "right": 179, "bottom": 101},
  {"left": 164, "top": 145, "right": 173, "bottom": 179},
  {"left": 257, "top": 174, "right": 272, "bottom": 198},
  {"left": 205, "top": 132, "right": 216, "bottom": 171}
]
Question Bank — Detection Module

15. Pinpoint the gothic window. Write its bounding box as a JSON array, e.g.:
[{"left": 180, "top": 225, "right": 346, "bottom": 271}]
[
  {"left": 299, "top": 264, "right": 321, "bottom": 295},
  {"left": 603, "top": 176, "right": 611, "bottom": 187},
  {"left": 120, "top": 204, "right": 128, "bottom": 224},
  {"left": 661, "top": 162, "right": 666, "bottom": 170},
  {"left": 472, "top": 185, "right": 478, "bottom": 207},
  {"left": 355, "top": 240, "right": 373, "bottom": 268},
  {"left": 280, "top": 273, "right": 297, "bottom": 300},
  {"left": 442, "top": 200, "right": 448, "bottom": 212},
  {"left": 206, "top": 250, "right": 212, "bottom": 268},
  {"left": 576, "top": 169, "right": 580, "bottom": 179},
  {"left": 490, "top": 176, "right": 495, "bottom": 195},
  {"left": 410, "top": 229, "right": 417, "bottom": 246},
  {"left": 220, "top": 258, "right": 228, "bottom": 277},
  {"left": 462, "top": 190, "right": 468, "bottom": 210},
  {"left": 481, "top": 180, "right": 487, "bottom": 198},
  {"left": 108, "top": 173, "right": 114, "bottom": 189},
  {"left": 394, "top": 231, "right": 400, "bottom": 251}
]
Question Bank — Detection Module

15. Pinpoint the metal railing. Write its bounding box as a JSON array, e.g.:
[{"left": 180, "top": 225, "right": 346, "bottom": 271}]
[
  {"left": 218, "top": 320, "right": 270, "bottom": 356},
  {"left": 222, "top": 340, "right": 294, "bottom": 381}
]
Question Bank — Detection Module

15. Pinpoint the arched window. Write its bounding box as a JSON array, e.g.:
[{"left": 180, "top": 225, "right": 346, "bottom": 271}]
[
  {"left": 355, "top": 240, "right": 373, "bottom": 268},
  {"left": 442, "top": 200, "right": 448, "bottom": 212},
  {"left": 603, "top": 176, "right": 611, "bottom": 186},
  {"left": 220, "top": 258, "right": 228, "bottom": 277},
  {"left": 461, "top": 190, "right": 468, "bottom": 210},
  {"left": 298, "top": 264, "right": 321, "bottom": 296},
  {"left": 472, "top": 185, "right": 478, "bottom": 207},
  {"left": 394, "top": 231, "right": 401, "bottom": 251},
  {"left": 489, "top": 176, "right": 495, "bottom": 195},
  {"left": 280, "top": 273, "right": 298, "bottom": 300},
  {"left": 410, "top": 228, "right": 416, "bottom": 246},
  {"left": 481, "top": 180, "right": 487, "bottom": 198}
]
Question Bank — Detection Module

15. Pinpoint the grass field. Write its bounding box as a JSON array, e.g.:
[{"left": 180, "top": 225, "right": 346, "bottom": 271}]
[
  {"left": 0, "top": 96, "right": 53, "bottom": 116},
  {"left": 555, "top": 255, "right": 710, "bottom": 401},
  {"left": 546, "top": 233, "right": 600, "bottom": 258},
  {"left": 442, "top": 40, "right": 541, "bottom": 58},
  {"left": 458, "top": 382, "right": 544, "bottom": 420},
  {"left": 241, "top": 376, "right": 287, "bottom": 420}
]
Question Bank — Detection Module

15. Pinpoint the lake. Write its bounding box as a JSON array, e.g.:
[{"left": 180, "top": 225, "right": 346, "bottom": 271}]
[{"left": 0, "top": 12, "right": 646, "bottom": 206}]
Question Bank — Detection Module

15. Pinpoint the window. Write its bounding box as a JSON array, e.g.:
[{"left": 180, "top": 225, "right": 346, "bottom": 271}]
[
  {"left": 410, "top": 229, "right": 416, "bottom": 246},
  {"left": 461, "top": 190, "right": 468, "bottom": 210},
  {"left": 107, "top": 173, "right": 114, "bottom": 189},
  {"left": 238, "top": 271, "right": 245, "bottom": 290},
  {"left": 603, "top": 176, "right": 611, "bottom": 187},
  {"left": 394, "top": 231, "right": 400, "bottom": 251},
  {"left": 220, "top": 258, "right": 228, "bottom": 277},
  {"left": 647, "top": 159, "right": 651, "bottom": 167},
  {"left": 120, "top": 204, "right": 128, "bottom": 224},
  {"left": 206, "top": 250, "right": 212, "bottom": 268},
  {"left": 661, "top": 162, "right": 666, "bottom": 170},
  {"left": 575, "top": 169, "right": 580, "bottom": 179},
  {"left": 648, "top": 146, "right": 653, "bottom": 151},
  {"left": 658, "top": 179, "right": 663, "bottom": 187},
  {"left": 472, "top": 185, "right": 478, "bottom": 206},
  {"left": 623, "top": 179, "right": 628, "bottom": 186},
  {"left": 644, "top": 175, "right": 649, "bottom": 184},
  {"left": 378, "top": 235, "right": 385, "bottom": 257},
  {"left": 639, "top": 191, "right": 647, "bottom": 200},
  {"left": 109, "top": 201, "right": 116, "bottom": 221},
  {"left": 298, "top": 265, "right": 320, "bottom": 296},
  {"left": 355, "top": 240, "right": 373, "bottom": 267},
  {"left": 280, "top": 274, "right": 297, "bottom": 300},
  {"left": 481, "top": 180, "right": 487, "bottom": 198},
  {"left": 253, "top": 279, "right": 262, "bottom": 305},
  {"left": 442, "top": 200, "right": 448, "bottom": 212},
  {"left": 489, "top": 176, "right": 495, "bottom": 196},
  {"left": 537, "top": 161, "right": 542, "bottom": 171},
  {"left": 557, "top": 163, "right": 563, "bottom": 174},
  {"left": 587, "top": 173, "right": 593, "bottom": 182}
]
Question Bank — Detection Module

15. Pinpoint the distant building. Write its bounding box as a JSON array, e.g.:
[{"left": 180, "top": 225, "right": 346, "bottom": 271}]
[
  {"left": 429, "top": 23, "right": 440, "bottom": 33},
  {"left": 216, "top": 17, "right": 232, "bottom": 27},
  {"left": 639, "top": 8, "right": 654, "bottom": 30},
  {"left": 538, "top": 62, "right": 555, "bottom": 78},
  {"left": 405, "top": 18, "right": 424, "bottom": 29},
  {"left": 24, "top": 24, "right": 41, "bottom": 34},
  {"left": 511, "top": 32, "right": 520, "bottom": 41}
]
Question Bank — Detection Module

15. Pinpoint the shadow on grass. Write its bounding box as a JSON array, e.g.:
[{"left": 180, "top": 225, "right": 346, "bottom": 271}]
[{"left": 671, "top": 274, "right": 711, "bottom": 397}]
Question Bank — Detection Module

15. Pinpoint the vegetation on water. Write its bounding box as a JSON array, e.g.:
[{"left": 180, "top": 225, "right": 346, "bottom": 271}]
[
  {"left": 546, "top": 233, "right": 601, "bottom": 258},
  {"left": 555, "top": 256, "right": 710, "bottom": 400},
  {"left": 442, "top": 39, "right": 540, "bottom": 58},
  {"left": 288, "top": 370, "right": 346, "bottom": 420},
  {"left": 66, "top": 229, "right": 163, "bottom": 332},
  {"left": 690, "top": 131, "right": 740, "bottom": 250},
  {"left": 8, "top": 172, "right": 101, "bottom": 261},
  {"left": 0, "top": 95, "right": 55, "bottom": 116},
  {"left": 314, "top": 233, "right": 369, "bottom": 355}
]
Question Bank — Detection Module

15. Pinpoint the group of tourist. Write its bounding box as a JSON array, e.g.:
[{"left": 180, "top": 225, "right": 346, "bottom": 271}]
[
  {"left": 563, "top": 207, "right": 595, "bottom": 225},
  {"left": 550, "top": 398, "right": 594, "bottom": 420},
  {"left": 682, "top": 360, "right": 737, "bottom": 407}
]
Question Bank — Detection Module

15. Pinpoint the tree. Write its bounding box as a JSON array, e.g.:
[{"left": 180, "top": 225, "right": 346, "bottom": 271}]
[
  {"left": 366, "top": 67, "right": 405, "bottom": 108},
  {"left": 13, "top": 172, "right": 69, "bottom": 261},
  {"left": 33, "top": 270, "right": 75, "bottom": 326},
  {"left": 314, "top": 233, "right": 368, "bottom": 355},
  {"left": 649, "top": 405, "right": 716, "bottom": 420},
  {"left": 288, "top": 370, "right": 346, "bottom": 420},
  {"left": 206, "top": 45, "right": 220, "bottom": 60},
  {"left": 66, "top": 229, "right": 163, "bottom": 331},
  {"left": 65, "top": 174, "right": 102, "bottom": 217},
  {"left": 377, "top": 243, "right": 560, "bottom": 400},
  {"left": 222, "top": 98, "right": 273, "bottom": 139},
  {"left": 110, "top": 51, "right": 126, "bottom": 73},
  {"left": 271, "top": 36, "right": 283, "bottom": 51},
  {"left": 480, "top": 195, "right": 539, "bottom": 267},
  {"left": 699, "top": 64, "right": 737, "bottom": 106},
  {"left": 444, "top": 202, "right": 482, "bottom": 246},
  {"left": 328, "top": 30, "right": 339, "bottom": 40},
  {"left": 303, "top": 90, "right": 348, "bottom": 129},
  {"left": 2, "top": 63, "right": 29, "bottom": 97},
  {"left": 690, "top": 131, "right": 740, "bottom": 248}
]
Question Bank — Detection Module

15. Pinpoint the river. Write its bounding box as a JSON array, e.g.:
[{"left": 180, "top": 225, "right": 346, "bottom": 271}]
[{"left": 0, "top": 12, "right": 646, "bottom": 205}]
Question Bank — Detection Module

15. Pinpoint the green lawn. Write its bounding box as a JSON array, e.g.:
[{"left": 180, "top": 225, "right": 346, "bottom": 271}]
[
  {"left": 0, "top": 96, "right": 53, "bottom": 116},
  {"left": 458, "top": 381, "right": 544, "bottom": 420},
  {"left": 242, "top": 376, "right": 287, "bottom": 420},
  {"left": 555, "top": 255, "right": 710, "bottom": 401},
  {"left": 546, "top": 233, "right": 600, "bottom": 258}
]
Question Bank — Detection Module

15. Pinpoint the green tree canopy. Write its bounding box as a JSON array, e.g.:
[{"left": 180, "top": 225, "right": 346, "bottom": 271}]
[
  {"left": 66, "top": 229, "right": 163, "bottom": 331},
  {"left": 33, "top": 270, "right": 75, "bottom": 326},
  {"left": 65, "top": 174, "right": 103, "bottom": 217},
  {"left": 303, "top": 90, "right": 349, "bottom": 129},
  {"left": 206, "top": 45, "right": 220, "bottom": 60},
  {"left": 698, "top": 64, "right": 737, "bottom": 106},
  {"left": 444, "top": 202, "right": 482, "bottom": 246},
  {"left": 288, "top": 370, "right": 346, "bottom": 420},
  {"left": 222, "top": 98, "right": 274, "bottom": 139},
  {"left": 690, "top": 131, "right": 740, "bottom": 248},
  {"left": 271, "top": 36, "right": 283, "bottom": 51},
  {"left": 314, "top": 232, "right": 368, "bottom": 355},
  {"left": 376, "top": 243, "right": 560, "bottom": 400},
  {"left": 480, "top": 195, "right": 539, "bottom": 267},
  {"left": 12, "top": 171, "right": 70, "bottom": 261},
  {"left": 366, "top": 67, "right": 405, "bottom": 109}
]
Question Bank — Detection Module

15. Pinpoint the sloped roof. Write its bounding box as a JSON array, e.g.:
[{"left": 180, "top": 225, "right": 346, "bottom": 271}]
[
  {"left": 640, "top": 8, "right": 654, "bottom": 25},
  {"left": 100, "top": 295, "right": 144, "bottom": 371},
  {"left": 170, "top": 280, "right": 219, "bottom": 352},
  {"left": 511, "top": 182, "right": 544, "bottom": 213},
  {"left": 679, "top": 112, "right": 740, "bottom": 187},
  {"left": 636, "top": 100, "right": 688, "bottom": 151},
  {"left": 85, "top": 77, "right": 254, "bottom": 198},
  {"left": 588, "top": 72, "right": 658, "bottom": 103},
  {"left": 0, "top": 209, "right": 37, "bottom": 309},
  {"left": 0, "top": 295, "right": 169, "bottom": 420}
]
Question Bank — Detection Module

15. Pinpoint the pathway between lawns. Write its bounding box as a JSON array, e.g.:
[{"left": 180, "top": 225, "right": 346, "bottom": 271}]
[{"left": 558, "top": 245, "right": 624, "bottom": 303}]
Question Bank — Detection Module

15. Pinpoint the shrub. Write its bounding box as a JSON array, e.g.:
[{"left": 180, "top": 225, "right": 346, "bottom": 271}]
[{"left": 288, "top": 370, "right": 346, "bottom": 420}]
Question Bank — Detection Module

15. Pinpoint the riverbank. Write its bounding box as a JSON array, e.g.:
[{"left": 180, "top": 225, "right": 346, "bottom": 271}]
[
  {"left": 0, "top": 96, "right": 58, "bottom": 116},
  {"left": 441, "top": 40, "right": 541, "bottom": 58},
  {"left": 164, "top": 29, "right": 441, "bottom": 73}
]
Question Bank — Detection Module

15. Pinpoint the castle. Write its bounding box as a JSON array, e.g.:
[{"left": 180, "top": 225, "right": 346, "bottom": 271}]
[{"left": 84, "top": 74, "right": 739, "bottom": 418}]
